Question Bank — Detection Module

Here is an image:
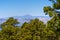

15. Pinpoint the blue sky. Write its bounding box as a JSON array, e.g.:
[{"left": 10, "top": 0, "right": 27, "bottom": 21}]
[{"left": 0, "top": 0, "right": 52, "bottom": 18}]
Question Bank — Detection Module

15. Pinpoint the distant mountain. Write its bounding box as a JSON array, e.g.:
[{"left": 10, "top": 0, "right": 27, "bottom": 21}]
[
  {"left": 0, "top": 15, "right": 50, "bottom": 26},
  {"left": 0, "top": 18, "right": 6, "bottom": 24}
]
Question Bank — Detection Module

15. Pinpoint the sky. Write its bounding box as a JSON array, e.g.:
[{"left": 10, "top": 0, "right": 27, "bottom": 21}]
[{"left": 0, "top": 0, "right": 52, "bottom": 18}]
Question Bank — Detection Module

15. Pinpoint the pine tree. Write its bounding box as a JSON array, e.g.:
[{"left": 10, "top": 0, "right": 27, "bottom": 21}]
[
  {"left": 0, "top": 17, "right": 20, "bottom": 40},
  {"left": 43, "top": 0, "right": 60, "bottom": 40}
]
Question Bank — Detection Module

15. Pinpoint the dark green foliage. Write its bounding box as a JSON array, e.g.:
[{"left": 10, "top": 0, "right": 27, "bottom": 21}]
[
  {"left": 43, "top": 0, "right": 60, "bottom": 40},
  {"left": 0, "top": 17, "right": 59, "bottom": 40},
  {"left": 0, "top": 18, "right": 46, "bottom": 40},
  {"left": 44, "top": 0, "right": 60, "bottom": 17},
  {"left": 0, "top": 17, "right": 20, "bottom": 40}
]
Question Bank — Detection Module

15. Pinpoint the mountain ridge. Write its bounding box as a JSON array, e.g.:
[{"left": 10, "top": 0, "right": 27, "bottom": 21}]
[{"left": 0, "top": 15, "right": 50, "bottom": 26}]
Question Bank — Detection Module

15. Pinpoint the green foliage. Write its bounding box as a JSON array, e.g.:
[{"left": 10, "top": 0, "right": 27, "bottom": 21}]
[
  {"left": 0, "top": 17, "right": 59, "bottom": 40},
  {"left": 0, "top": 17, "right": 20, "bottom": 40},
  {"left": 0, "top": 18, "right": 46, "bottom": 40},
  {"left": 44, "top": 0, "right": 60, "bottom": 17},
  {"left": 44, "top": 0, "right": 60, "bottom": 40}
]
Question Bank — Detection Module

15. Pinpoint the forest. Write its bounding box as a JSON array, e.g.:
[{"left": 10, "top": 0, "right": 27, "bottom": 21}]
[{"left": 0, "top": 0, "right": 60, "bottom": 40}]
